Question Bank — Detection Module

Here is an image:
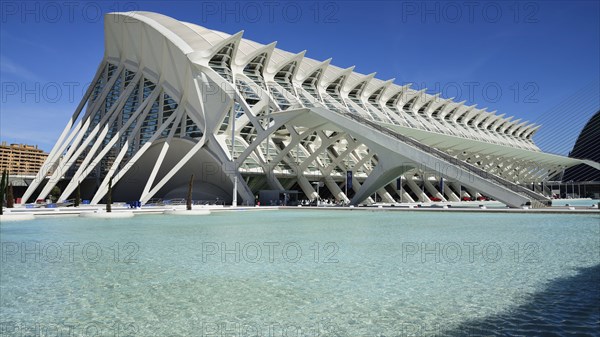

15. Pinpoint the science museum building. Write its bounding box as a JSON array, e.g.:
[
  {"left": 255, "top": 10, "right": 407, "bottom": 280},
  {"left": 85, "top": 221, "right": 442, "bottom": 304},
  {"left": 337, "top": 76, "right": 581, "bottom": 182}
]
[{"left": 21, "top": 12, "right": 600, "bottom": 208}]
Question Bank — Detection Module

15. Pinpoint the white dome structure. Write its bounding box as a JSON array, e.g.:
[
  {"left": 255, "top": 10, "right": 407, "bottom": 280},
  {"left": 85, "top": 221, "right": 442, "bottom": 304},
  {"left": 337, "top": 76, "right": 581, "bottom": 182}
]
[{"left": 21, "top": 12, "right": 600, "bottom": 208}]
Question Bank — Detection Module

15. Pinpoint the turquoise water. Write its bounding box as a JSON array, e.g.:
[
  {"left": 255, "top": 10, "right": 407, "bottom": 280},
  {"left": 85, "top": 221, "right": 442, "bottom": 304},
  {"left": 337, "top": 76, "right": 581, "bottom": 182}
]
[{"left": 1, "top": 210, "right": 599, "bottom": 336}]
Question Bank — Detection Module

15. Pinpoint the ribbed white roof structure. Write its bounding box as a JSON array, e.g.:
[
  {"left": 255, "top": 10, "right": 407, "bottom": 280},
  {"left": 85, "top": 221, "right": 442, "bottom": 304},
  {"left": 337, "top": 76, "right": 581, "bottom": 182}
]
[{"left": 21, "top": 12, "right": 599, "bottom": 208}]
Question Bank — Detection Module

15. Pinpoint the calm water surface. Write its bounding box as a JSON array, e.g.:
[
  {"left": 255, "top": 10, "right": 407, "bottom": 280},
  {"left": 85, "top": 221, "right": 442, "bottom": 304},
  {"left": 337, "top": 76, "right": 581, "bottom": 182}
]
[{"left": 1, "top": 210, "right": 598, "bottom": 336}]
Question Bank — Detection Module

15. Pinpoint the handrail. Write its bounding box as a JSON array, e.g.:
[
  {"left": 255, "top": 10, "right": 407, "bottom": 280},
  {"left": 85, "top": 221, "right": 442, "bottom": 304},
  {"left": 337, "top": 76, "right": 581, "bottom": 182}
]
[{"left": 336, "top": 111, "right": 550, "bottom": 205}]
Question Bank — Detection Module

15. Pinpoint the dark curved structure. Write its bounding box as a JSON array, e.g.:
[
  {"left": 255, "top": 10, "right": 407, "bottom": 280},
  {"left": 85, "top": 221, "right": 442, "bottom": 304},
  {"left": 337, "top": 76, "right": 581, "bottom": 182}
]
[{"left": 563, "top": 110, "right": 600, "bottom": 182}]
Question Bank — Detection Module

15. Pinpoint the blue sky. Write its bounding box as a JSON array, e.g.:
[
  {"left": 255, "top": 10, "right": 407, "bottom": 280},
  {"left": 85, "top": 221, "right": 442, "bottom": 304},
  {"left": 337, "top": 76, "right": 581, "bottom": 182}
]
[{"left": 1, "top": 0, "right": 598, "bottom": 155}]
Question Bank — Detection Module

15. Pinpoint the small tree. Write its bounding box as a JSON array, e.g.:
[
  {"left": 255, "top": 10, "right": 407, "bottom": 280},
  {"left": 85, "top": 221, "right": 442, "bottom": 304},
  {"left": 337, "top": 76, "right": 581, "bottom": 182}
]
[
  {"left": 50, "top": 186, "right": 61, "bottom": 203},
  {"left": 106, "top": 177, "right": 113, "bottom": 213},
  {"left": 186, "top": 174, "right": 194, "bottom": 211},
  {"left": 6, "top": 183, "right": 14, "bottom": 208},
  {"left": 0, "top": 169, "right": 7, "bottom": 215},
  {"left": 74, "top": 183, "right": 81, "bottom": 207}
]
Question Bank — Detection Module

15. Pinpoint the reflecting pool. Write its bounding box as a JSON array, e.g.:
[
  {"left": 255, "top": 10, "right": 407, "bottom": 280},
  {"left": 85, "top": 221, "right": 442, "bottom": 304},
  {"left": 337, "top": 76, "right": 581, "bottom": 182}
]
[{"left": 1, "top": 210, "right": 598, "bottom": 336}]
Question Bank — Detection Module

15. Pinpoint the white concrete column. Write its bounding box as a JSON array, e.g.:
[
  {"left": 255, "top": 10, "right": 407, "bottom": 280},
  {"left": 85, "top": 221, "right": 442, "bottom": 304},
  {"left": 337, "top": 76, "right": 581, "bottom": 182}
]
[{"left": 405, "top": 177, "right": 430, "bottom": 202}]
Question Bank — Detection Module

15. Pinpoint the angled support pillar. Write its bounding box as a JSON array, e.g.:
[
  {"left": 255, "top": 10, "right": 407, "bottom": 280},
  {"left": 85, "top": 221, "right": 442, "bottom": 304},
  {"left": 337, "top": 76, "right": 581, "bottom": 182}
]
[
  {"left": 351, "top": 179, "right": 374, "bottom": 205},
  {"left": 20, "top": 61, "right": 107, "bottom": 204},
  {"left": 442, "top": 182, "right": 460, "bottom": 201},
  {"left": 268, "top": 125, "right": 323, "bottom": 167},
  {"left": 139, "top": 136, "right": 206, "bottom": 204},
  {"left": 228, "top": 155, "right": 256, "bottom": 205},
  {"left": 207, "top": 133, "right": 257, "bottom": 206},
  {"left": 464, "top": 186, "right": 482, "bottom": 199},
  {"left": 264, "top": 169, "right": 285, "bottom": 190},
  {"left": 423, "top": 179, "right": 445, "bottom": 201},
  {"left": 236, "top": 110, "right": 305, "bottom": 163},
  {"left": 296, "top": 175, "right": 318, "bottom": 201},
  {"left": 90, "top": 104, "right": 181, "bottom": 204},
  {"left": 405, "top": 176, "right": 431, "bottom": 203},
  {"left": 451, "top": 182, "right": 469, "bottom": 199},
  {"left": 324, "top": 175, "right": 348, "bottom": 203},
  {"left": 391, "top": 178, "right": 415, "bottom": 203},
  {"left": 58, "top": 72, "right": 144, "bottom": 201},
  {"left": 376, "top": 187, "right": 395, "bottom": 203},
  {"left": 35, "top": 64, "right": 125, "bottom": 202},
  {"left": 350, "top": 155, "right": 410, "bottom": 205},
  {"left": 140, "top": 104, "right": 186, "bottom": 199}
]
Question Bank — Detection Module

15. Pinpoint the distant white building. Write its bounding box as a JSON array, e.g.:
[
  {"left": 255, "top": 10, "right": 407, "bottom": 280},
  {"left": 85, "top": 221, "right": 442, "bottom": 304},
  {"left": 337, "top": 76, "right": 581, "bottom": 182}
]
[{"left": 22, "top": 12, "right": 599, "bottom": 208}]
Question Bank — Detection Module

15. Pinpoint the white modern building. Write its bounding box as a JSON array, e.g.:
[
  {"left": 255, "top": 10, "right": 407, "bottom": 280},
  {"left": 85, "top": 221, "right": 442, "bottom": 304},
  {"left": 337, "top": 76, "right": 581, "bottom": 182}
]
[{"left": 21, "top": 12, "right": 600, "bottom": 208}]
